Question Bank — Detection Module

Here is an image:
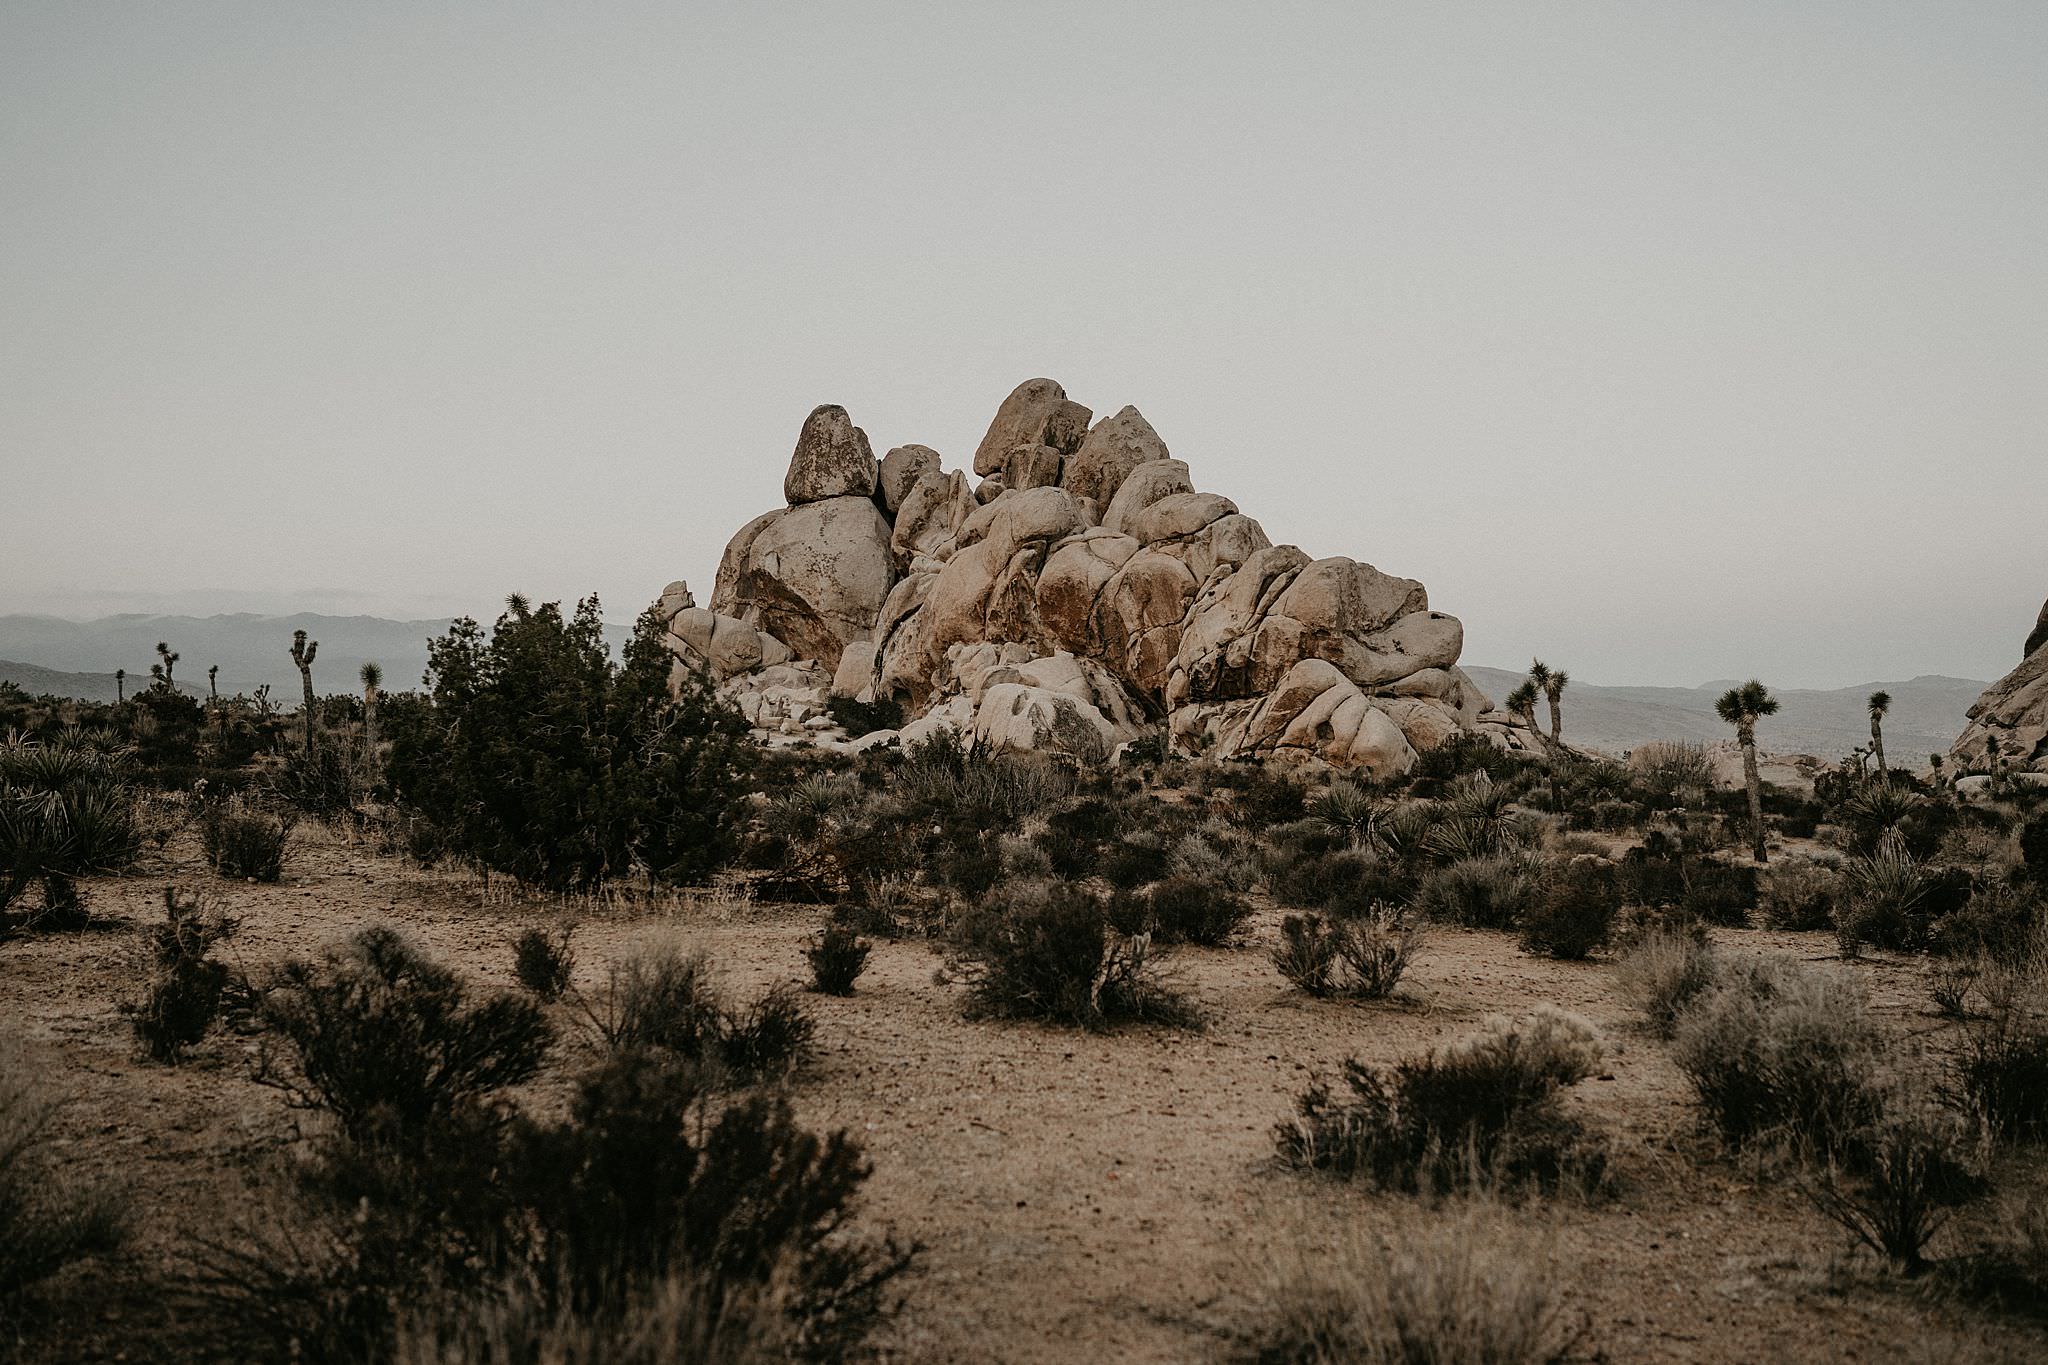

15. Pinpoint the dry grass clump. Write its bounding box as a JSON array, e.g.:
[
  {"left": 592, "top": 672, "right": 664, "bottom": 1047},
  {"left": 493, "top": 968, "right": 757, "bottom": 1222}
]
[
  {"left": 1613, "top": 927, "right": 1718, "bottom": 1039},
  {"left": 0, "top": 1043, "right": 126, "bottom": 1314},
  {"left": 1237, "top": 1204, "right": 1580, "bottom": 1364},
  {"left": 1277, "top": 1007, "right": 1606, "bottom": 1194},
  {"left": 1670, "top": 955, "right": 1885, "bottom": 1160},
  {"left": 1271, "top": 909, "right": 1422, "bottom": 1000}
]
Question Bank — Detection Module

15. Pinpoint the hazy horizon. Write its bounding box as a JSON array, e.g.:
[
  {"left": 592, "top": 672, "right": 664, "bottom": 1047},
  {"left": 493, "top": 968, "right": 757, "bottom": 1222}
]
[{"left": 5, "top": 2, "right": 2043, "bottom": 691}]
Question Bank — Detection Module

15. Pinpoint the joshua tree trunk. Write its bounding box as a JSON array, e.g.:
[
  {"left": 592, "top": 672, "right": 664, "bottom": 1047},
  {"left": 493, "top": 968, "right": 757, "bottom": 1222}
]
[
  {"left": 115, "top": 669, "right": 124, "bottom": 704},
  {"left": 1739, "top": 719, "right": 1767, "bottom": 863},
  {"left": 289, "top": 630, "right": 319, "bottom": 757},
  {"left": 1547, "top": 696, "right": 1562, "bottom": 743},
  {"left": 1870, "top": 715, "right": 1888, "bottom": 786}
]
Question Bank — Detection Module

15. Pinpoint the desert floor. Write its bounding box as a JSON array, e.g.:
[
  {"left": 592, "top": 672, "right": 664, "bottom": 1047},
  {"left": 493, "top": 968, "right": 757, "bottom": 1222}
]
[{"left": 4, "top": 820, "right": 2046, "bottom": 1364}]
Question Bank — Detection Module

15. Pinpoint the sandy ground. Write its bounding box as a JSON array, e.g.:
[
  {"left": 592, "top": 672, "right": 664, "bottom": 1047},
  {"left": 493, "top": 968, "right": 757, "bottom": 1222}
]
[{"left": 4, "top": 821, "right": 2045, "bottom": 1364}]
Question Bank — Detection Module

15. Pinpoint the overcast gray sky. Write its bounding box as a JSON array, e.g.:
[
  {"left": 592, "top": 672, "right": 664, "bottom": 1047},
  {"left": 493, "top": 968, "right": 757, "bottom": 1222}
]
[{"left": 2, "top": 1, "right": 2042, "bottom": 688}]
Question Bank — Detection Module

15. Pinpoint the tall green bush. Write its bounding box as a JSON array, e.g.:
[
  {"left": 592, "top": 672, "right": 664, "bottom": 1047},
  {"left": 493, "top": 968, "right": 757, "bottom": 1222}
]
[{"left": 386, "top": 596, "right": 752, "bottom": 891}]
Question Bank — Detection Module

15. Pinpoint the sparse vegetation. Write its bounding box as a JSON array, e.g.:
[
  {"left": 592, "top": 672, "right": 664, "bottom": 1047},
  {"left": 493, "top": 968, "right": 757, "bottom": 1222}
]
[
  {"left": 0, "top": 1046, "right": 126, "bottom": 1315},
  {"left": 1271, "top": 908, "right": 1421, "bottom": 1000},
  {"left": 511, "top": 924, "right": 577, "bottom": 1002},
  {"left": 126, "top": 886, "right": 238, "bottom": 1062},
  {"left": 199, "top": 794, "right": 294, "bottom": 882},
  {"left": 1277, "top": 1007, "right": 1606, "bottom": 1193},
  {"left": 948, "top": 879, "right": 1198, "bottom": 1029},
  {"left": 806, "top": 924, "right": 871, "bottom": 995}
]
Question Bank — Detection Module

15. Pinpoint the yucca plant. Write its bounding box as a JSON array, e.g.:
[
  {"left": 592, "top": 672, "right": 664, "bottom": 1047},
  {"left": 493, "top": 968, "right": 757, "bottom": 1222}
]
[
  {"left": 1836, "top": 832, "right": 1940, "bottom": 954},
  {"left": 360, "top": 661, "right": 383, "bottom": 780},
  {"left": 1305, "top": 780, "right": 1379, "bottom": 848}
]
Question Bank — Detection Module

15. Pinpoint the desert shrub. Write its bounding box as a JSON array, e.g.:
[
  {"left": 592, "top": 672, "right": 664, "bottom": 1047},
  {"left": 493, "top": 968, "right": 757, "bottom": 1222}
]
[
  {"left": 385, "top": 597, "right": 754, "bottom": 892},
  {"left": 1632, "top": 741, "right": 1714, "bottom": 805},
  {"left": 1146, "top": 876, "right": 1254, "bottom": 946},
  {"left": 1411, "top": 857, "right": 1533, "bottom": 930},
  {"left": 1277, "top": 1007, "right": 1606, "bottom": 1193},
  {"left": 1836, "top": 833, "right": 1971, "bottom": 954},
  {"left": 588, "top": 947, "right": 814, "bottom": 1084},
  {"left": 2022, "top": 813, "right": 2048, "bottom": 881},
  {"left": 1616, "top": 843, "right": 1757, "bottom": 927},
  {"left": 1101, "top": 829, "right": 1173, "bottom": 891},
  {"left": 1517, "top": 860, "right": 1619, "bottom": 960},
  {"left": 948, "top": 880, "right": 1198, "bottom": 1029},
  {"left": 1670, "top": 956, "right": 1885, "bottom": 1159},
  {"left": 1757, "top": 857, "right": 1843, "bottom": 931},
  {"left": 1614, "top": 927, "right": 1718, "bottom": 1038},
  {"left": 0, "top": 1045, "right": 126, "bottom": 1312},
  {"left": 1167, "top": 821, "right": 1260, "bottom": 893},
  {"left": 1230, "top": 766, "right": 1311, "bottom": 828},
  {"left": 1418, "top": 775, "right": 1531, "bottom": 865},
  {"left": 257, "top": 927, "right": 553, "bottom": 1149},
  {"left": 939, "top": 840, "right": 1004, "bottom": 898},
  {"left": 1264, "top": 845, "right": 1415, "bottom": 915},
  {"left": 126, "top": 886, "right": 237, "bottom": 1062},
  {"left": 1837, "top": 784, "right": 1956, "bottom": 861},
  {"left": 895, "top": 732, "right": 1071, "bottom": 827},
  {"left": 1929, "top": 877, "right": 2043, "bottom": 962},
  {"left": 504, "top": 1051, "right": 914, "bottom": 1360},
  {"left": 0, "top": 732, "right": 140, "bottom": 926},
  {"left": 823, "top": 694, "right": 904, "bottom": 738},
  {"left": 393, "top": 1270, "right": 792, "bottom": 1365},
  {"left": 512, "top": 925, "right": 576, "bottom": 1002},
  {"left": 1797, "top": 1097, "right": 1981, "bottom": 1275},
  {"left": 199, "top": 794, "right": 295, "bottom": 882},
  {"left": 1304, "top": 780, "right": 1380, "bottom": 847},
  {"left": 270, "top": 742, "right": 365, "bottom": 820},
  {"left": 1273, "top": 910, "right": 1420, "bottom": 1000},
  {"left": 1950, "top": 955, "right": 2048, "bottom": 1141},
  {"left": 806, "top": 925, "right": 870, "bottom": 995},
  {"left": 1940, "top": 1183, "right": 2048, "bottom": 1313},
  {"left": 1409, "top": 733, "right": 1523, "bottom": 788},
  {"left": 1239, "top": 1206, "right": 1579, "bottom": 1365}
]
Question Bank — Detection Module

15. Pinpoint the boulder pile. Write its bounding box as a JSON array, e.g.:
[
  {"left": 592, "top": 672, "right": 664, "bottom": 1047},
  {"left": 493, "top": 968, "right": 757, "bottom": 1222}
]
[
  {"left": 1951, "top": 595, "right": 2048, "bottom": 774},
  {"left": 657, "top": 380, "right": 1526, "bottom": 772}
]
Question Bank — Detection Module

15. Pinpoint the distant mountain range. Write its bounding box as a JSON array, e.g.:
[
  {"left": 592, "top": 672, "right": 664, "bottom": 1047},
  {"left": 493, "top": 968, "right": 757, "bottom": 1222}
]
[
  {"left": 1464, "top": 666, "right": 1984, "bottom": 766},
  {"left": 0, "top": 613, "right": 1986, "bottom": 764},
  {"left": 0, "top": 659, "right": 204, "bottom": 704},
  {"left": 0, "top": 612, "right": 626, "bottom": 702}
]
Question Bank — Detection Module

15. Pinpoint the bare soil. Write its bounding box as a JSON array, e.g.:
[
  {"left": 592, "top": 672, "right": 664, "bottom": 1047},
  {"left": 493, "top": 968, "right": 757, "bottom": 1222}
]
[{"left": 4, "top": 822, "right": 2045, "bottom": 1363}]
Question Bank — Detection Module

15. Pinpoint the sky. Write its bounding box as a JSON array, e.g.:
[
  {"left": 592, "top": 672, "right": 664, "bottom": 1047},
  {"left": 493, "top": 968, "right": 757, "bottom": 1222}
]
[{"left": 2, "top": 1, "right": 2043, "bottom": 689}]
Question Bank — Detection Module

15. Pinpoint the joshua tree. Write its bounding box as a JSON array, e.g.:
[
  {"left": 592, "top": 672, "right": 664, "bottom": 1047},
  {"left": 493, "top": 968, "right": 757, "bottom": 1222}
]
[
  {"left": 154, "top": 641, "right": 179, "bottom": 690},
  {"left": 1533, "top": 661, "right": 1570, "bottom": 744},
  {"left": 207, "top": 665, "right": 219, "bottom": 703},
  {"left": 360, "top": 661, "right": 383, "bottom": 775},
  {"left": 1715, "top": 679, "right": 1780, "bottom": 863},
  {"left": 1505, "top": 679, "right": 1542, "bottom": 738},
  {"left": 114, "top": 668, "right": 124, "bottom": 704},
  {"left": 289, "top": 629, "right": 319, "bottom": 756},
  {"left": 1867, "top": 690, "right": 1891, "bottom": 786}
]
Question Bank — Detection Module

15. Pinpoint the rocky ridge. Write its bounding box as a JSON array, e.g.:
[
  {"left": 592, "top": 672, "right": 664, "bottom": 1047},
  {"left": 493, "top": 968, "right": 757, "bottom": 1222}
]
[
  {"left": 1950, "top": 595, "right": 2048, "bottom": 774},
  {"left": 657, "top": 380, "right": 1529, "bottom": 771}
]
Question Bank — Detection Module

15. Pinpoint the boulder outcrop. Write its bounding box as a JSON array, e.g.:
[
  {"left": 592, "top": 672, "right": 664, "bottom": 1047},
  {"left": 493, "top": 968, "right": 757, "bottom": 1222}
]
[
  {"left": 665, "top": 380, "right": 1512, "bottom": 767},
  {"left": 1951, "top": 595, "right": 2048, "bottom": 774}
]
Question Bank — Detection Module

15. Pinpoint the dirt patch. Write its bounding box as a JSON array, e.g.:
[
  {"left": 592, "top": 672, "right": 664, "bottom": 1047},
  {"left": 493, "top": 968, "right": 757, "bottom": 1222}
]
[{"left": 2, "top": 823, "right": 2042, "bottom": 1362}]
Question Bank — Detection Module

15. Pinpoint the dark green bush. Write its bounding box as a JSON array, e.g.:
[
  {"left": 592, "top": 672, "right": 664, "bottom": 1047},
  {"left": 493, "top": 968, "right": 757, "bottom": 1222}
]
[
  {"left": 256, "top": 927, "right": 553, "bottom": 1150},
  {"left": 948, "top": 880, "right": 1198, "bottom": 1029},
  {"left": 385, "top": 596, "right": 754, "bottom": 892},
  {"left": 1412, "top": 857, "right": 1533, "bottom": 930},
  {"left": 1276, "top": 1008, "right": 1605, "bottom": 1192},
  {"left": 806, "top": 925, "right": 871, "bottom": 995},
  {"left": 126, "top": 887, "right": 237, "bottom": 1062},
  {"left": 1517, "top": 860, "right": 1620, "bottom": 960},
  {"left": 1146, "top": 876, "right": 1253, "bottom": 946},
  {"left": 1671, "top": 957, "right": 1885, "bottom": 1160},
  {"left": 0, "top": 1051, "right": 126, "bottom": 1309},
  {"left": 1271, "top": 908, "right": 1420, "bottom": 999},
  {"left": 2022, "top": 813, "right": 2048, "bottom": 881},
  {"left": 824, "top": 694, "right": 904, "bottom": 738},
  {"left": 591, "top": 947, "right": 814, "bottom": 1084},
  {"left": 200, "top": 795, "right": 294, "bottom": 882},
  {"left": 512, "top": 925, "right": 576, "bottom": 1002},
  {"left": 0, "top": 734, "right": 140, "bottom": 926}
]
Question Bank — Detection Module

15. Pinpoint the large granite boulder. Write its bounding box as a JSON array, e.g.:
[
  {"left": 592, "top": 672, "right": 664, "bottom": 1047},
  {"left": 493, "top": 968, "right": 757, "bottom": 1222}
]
[
  {"left": 1951, "top": 594, "right": 2048, "bottom": 773},
  {"left": 783, "top": 404, "right": 876, "bottom": 505},
  {"left": 669, "top": 379, "right": 1485, "bottom": 771}
]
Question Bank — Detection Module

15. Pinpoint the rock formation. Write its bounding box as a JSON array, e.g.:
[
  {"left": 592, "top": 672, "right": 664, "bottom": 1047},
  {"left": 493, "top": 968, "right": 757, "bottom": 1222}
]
[
  {"left": 662, "top": 379, "right": 1521, "bottom": 771},
  {"left": 1951, "top": 595, "right": 2048, "bottom": 774}
]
